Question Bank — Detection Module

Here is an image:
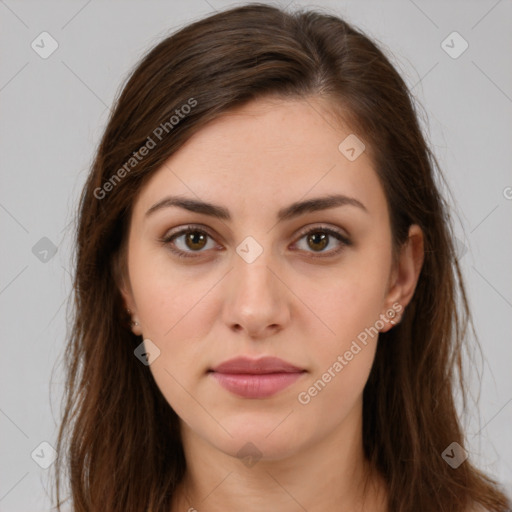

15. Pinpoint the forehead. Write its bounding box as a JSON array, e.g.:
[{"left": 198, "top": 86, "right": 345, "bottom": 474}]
[{"left": 132, "top": 97, "right": 387, "bottom": 221}]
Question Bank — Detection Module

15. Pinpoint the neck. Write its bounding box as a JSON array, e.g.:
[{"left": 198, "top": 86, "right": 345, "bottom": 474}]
[{"left": 171, "top": 401, "right": 387, "bottom": 512}]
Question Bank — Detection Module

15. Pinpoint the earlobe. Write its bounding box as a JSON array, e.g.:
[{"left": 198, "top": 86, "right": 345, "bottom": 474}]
[
  {"left": 120, "top": 287, "right": 142, "bottom": 336},
  {"left": 126, "top": 307, "right": 142, "bottom": 336},
  {"left": 380, "top": 224, "right": 424, "bottom": 333},
  {"left": 113, "top": 248, "right": 142, "bottom": 336}
]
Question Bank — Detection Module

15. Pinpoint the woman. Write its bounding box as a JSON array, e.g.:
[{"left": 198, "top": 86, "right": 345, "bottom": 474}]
[{"left": 54, "top": 3, "right": 511, "bottom": 511}]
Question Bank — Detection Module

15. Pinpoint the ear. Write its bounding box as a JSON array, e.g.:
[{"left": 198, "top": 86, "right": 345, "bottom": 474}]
[
  {"left": 113, "top": 247, "right": 143, "bottom": 336},
  {"left": 380, "top": 224, "right": 424, "bottom": 333}
]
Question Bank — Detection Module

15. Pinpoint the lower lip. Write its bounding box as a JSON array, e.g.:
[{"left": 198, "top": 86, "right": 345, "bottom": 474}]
[{"left": 210, "top": 372, "right": 304, "bottom": 398}]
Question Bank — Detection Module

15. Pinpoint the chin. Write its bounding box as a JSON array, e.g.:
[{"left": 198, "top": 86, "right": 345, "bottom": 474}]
[{"left": 206, "top": 415, "right": 311, "bottom": 462}]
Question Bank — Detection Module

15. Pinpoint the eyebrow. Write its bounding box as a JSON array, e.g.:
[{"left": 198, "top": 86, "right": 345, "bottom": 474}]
[{"left": 145, "top": 193, "right": 367, "bottom": 222}]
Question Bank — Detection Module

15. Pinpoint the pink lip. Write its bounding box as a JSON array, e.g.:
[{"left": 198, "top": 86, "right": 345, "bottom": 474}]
[{"left": 209, "top": 356, "right": 306, "bottom": 398}]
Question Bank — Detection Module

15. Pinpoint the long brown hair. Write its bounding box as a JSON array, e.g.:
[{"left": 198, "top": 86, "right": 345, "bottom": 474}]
[{"left": 53, "top": 4, "right": 511, "bottom": 511}]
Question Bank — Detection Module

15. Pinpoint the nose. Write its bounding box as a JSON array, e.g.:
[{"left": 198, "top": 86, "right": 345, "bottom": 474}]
[{"left": 221, "top": 252, "right": 291, "bottom": 339}]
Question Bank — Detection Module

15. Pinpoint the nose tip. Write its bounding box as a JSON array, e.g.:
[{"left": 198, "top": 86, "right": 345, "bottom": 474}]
[{"left": 223, "top": 256, "right": 291, "bottom": 339}]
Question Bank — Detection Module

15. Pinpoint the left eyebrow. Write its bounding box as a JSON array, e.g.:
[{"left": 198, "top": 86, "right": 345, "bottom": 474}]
[
  {"left": 145, "top": 193, "right": 368, "bottom": 221},
  {"left": 277, "top": 194, "right": 368, "bottom": 221}
]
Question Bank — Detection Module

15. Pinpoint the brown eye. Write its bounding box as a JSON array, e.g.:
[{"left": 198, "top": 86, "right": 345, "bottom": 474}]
[
  {"left": 306, "top": 232, "right": 329, "bottom": 252},
  {"left": 184, "top": 231, "right": 208, "bottom": 251},
  {"left": 161, "top": 226, "right": 218, "bottom": 259},
  {"left": 293, "top": 226, "right": 351, "bottom": 257}
]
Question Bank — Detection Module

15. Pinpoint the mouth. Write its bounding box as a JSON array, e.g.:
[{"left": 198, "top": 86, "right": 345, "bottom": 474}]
[{"left": 208, "top": 356, "right": 307, "bottom": 399}]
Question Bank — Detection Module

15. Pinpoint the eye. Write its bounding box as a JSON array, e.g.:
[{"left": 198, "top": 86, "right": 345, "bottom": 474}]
[
  {"left": 160, "top": 224, "right": 351, "bottom": 260},
  {"left": 160, "top": 225, "right": 219, "bottom": 259},
  {"left": 292, "top": 225, "right": 351, "bottom": 257}
]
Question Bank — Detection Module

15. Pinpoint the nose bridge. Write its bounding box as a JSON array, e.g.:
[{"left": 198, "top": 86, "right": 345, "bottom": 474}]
[
  {"left": 223, "top": 236, "right": 289, "bottom": 336},
  {"left": 236, "top": 251, "right": 274, "bottom": 295},
  {"left": 233, "top": 240, "right": 280, "bottom": 307}
]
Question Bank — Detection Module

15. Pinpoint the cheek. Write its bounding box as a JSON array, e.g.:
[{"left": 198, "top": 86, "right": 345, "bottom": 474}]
[
  {"left": 300, "top": 288, "right": 381, "bottom": 397},
  {"left": 305, "top": 250, "right": 392, "bottom": 351},
  {"left": 293, "top": 246, "right": 391, "bottom": 412},
  {"left": 129, "top": 262, "right": 219, "bottom": 427},
  {"left": 129, "top": 242, "right": 217, "bottom": 340},
  {"left": 293, "top": 266, "right": 388, "bottom": 426}
]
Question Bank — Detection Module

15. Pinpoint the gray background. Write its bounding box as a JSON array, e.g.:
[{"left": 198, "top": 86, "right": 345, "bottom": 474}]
[{"left": 1, "top": 0, "right": 511, "bottom": 510}]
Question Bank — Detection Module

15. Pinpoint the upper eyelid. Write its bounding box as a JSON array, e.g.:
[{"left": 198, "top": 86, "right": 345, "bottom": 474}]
[
  {"left": 294, "top": 223, "right": 349, "bottom": 240},
  {"left": 162, "top": 224, "right": 220, "bottom": 243},
  {"left": 163, "top": 222, "right": 348, "bottom": 237},
  {"left": 162, "top": 223, "right": 350, "bottom": 248}
]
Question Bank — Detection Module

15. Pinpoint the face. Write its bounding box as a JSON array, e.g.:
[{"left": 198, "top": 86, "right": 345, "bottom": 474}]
[{"left": 120, "top": 97, "right": 422, "bottom": 461}]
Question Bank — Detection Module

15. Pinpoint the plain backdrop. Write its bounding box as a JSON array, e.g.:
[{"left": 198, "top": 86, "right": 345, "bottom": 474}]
[{"left": 1, "top": 0, "right": 511, "bottom": 510}]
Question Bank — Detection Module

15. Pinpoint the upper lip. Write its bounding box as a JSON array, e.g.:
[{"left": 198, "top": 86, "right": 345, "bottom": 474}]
[{"left": 210, "top": 356, "right": 305, "bottom": 374}]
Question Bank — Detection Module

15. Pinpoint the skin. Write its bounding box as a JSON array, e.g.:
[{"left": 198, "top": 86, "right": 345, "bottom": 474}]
[{"left": 120, "top": 97, "right": 424, "bottom": 512}]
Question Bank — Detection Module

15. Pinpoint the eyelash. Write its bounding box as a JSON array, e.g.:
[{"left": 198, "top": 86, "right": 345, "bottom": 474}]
[{"left": 160, "top": 223, "right": 351, "bottom": 260}]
